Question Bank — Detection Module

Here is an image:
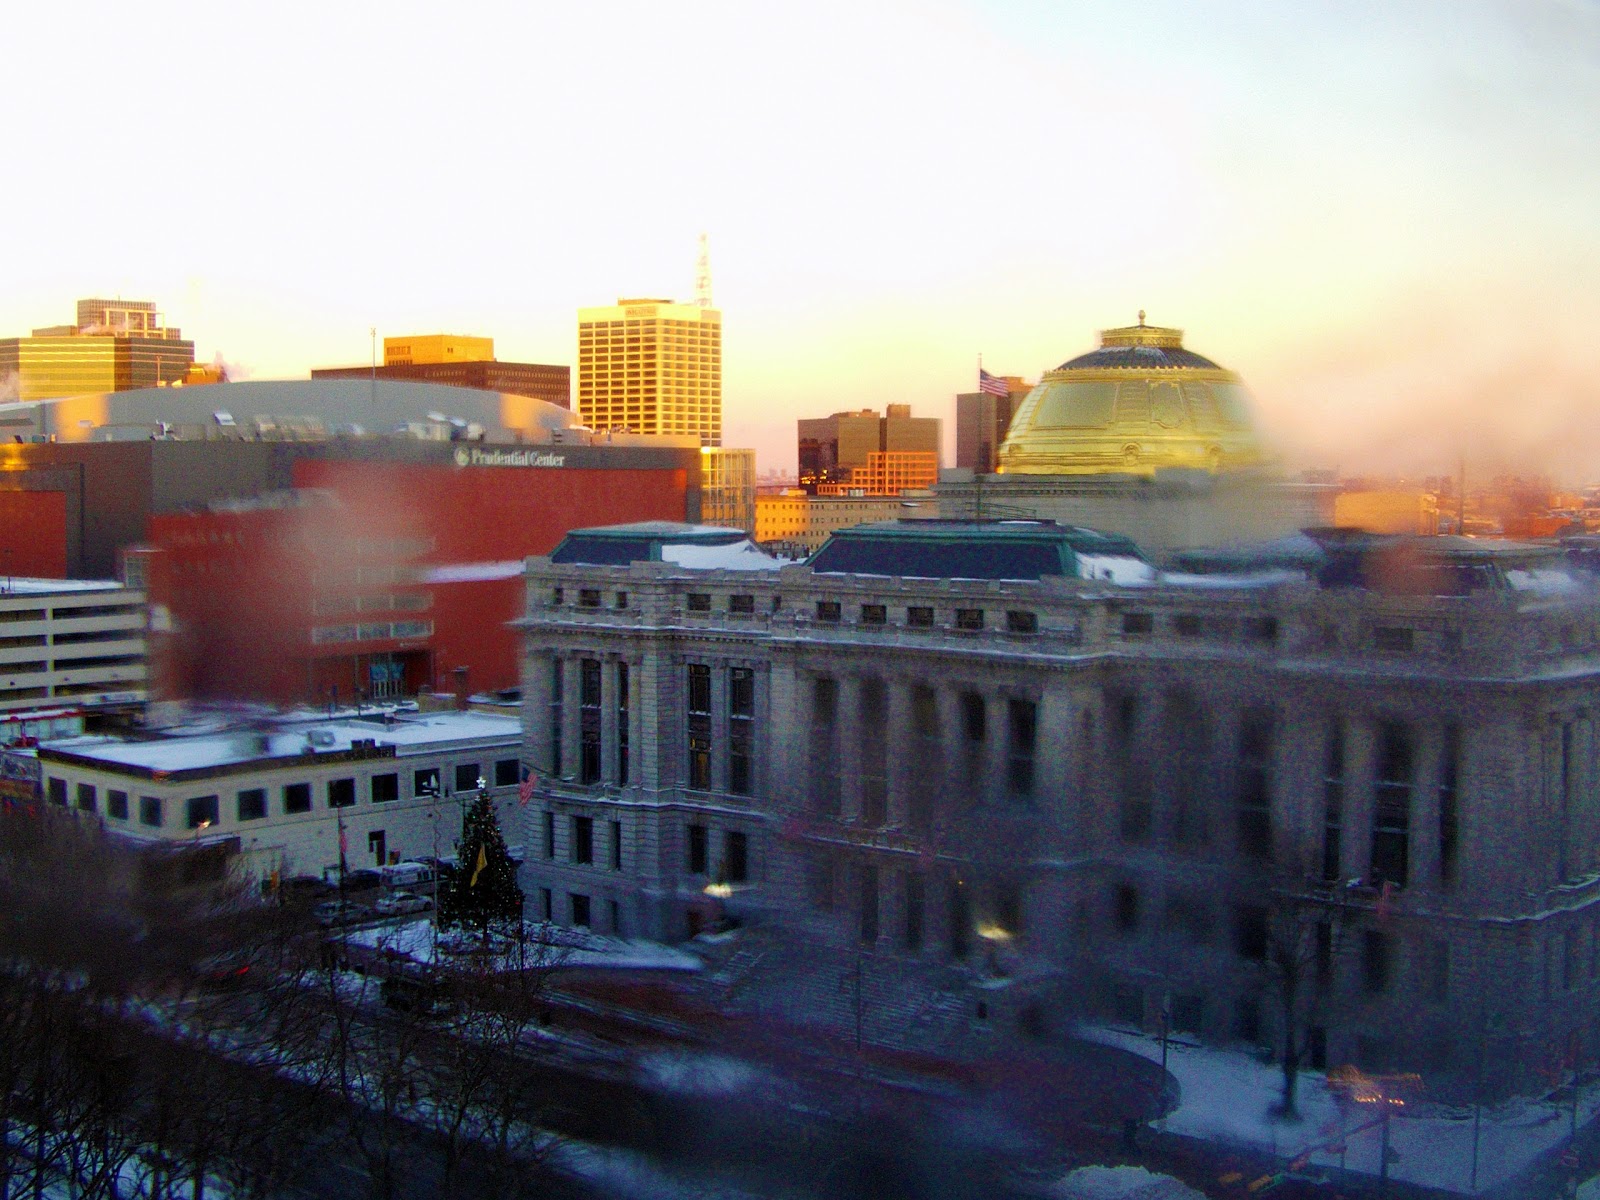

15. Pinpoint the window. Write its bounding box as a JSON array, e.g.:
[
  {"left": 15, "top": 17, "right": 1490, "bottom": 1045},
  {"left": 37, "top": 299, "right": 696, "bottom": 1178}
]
[
  {"left": 687, "top": 823, "right": 708, "bottom": 875},
  {"left": 284, "top": 783, "right": 312, "bottom": 814},
  {"left": 413, "top": 767, "right": 440, "bottom": 798},
  {"left": 107, "top": 789, "right": 129, "bottom": 820},
  {"left": 615, "top": 591, "right": 628, "bottom": 610},
  {"left": 729, "top": 594, "right": 754, "bottom": 614},
  {"left": 578, "top": 588, "right": 601, "bottom": 608},
  {"left": 1007, "top": 698, "right": 1037, "bottom": 799},
  {"left": 1428, "top": 939, "right": 1451, "bottom": 1003},
  {"left": 729, "top": 667, "right": 754, "bottom": 796},
  {"left": 1439, "top": 725, "right": 1460, "bottom": 887},
  {"left": 1373, "top": 626, "right": 1413, "bottom": 653},
  {"left": 1370, "top": 722, "right": 1412, "bottom": 888},
  {"left": 47, "top": 778, "right": 66, "bottom": 806},
  {"left": 237, "top": 788, "right": 267, "bottom": 821},
  {"left": 1322, "top": 723, "right": 1344, "bottom": 881},
  {"left": 1362, "top": 930, "right": 1394, "bottom": 994},
  {"left": 903, "top": 871, "right": 924, "bottom": 951},
  {"left": 860, "top": 864, "right": 879, "bottom": 944},
  {"left": 1114, "top": 884, "right": 1140, "bottom": 934},
  {"left": 687, "top": 592, "right": 711, "bottom": 612},
  {"left": 907, "top": 606, "right": 934, "bottom": 628},
  {"left": 186, "top": 794, "right": 220, "bottom": 830},
  {"left": 572, "top": 816, "right": 594, "bottom": 865},
  {"left": 860, "top": 678, "right": 888, "bottom": 826},
  {"left": 816, "top": 600, "right": 841, "bottom": 623},
  {"left": 1122, "top": 611, "right": 1153, "bottom": 635},
  {"left": 955, "top": 608, "right": 984, "bottom": 631},
  {"left": 75, "top": 783, "right": 96, "bottom": 813},
  {"left": 687, "top": 664, "right": 712, "bottom": 790},
  {"left": 328, "top": 778, "right": 356, "bottom": 809},
  {"left": 616, "top": 661, "right": 630, "bottom": 786},
  {"left": 610, "top": 820, "right": 623, "bottom": 870},
  {"left": 371, "top": 773, "right": 399, "bottom": 803},
  {"left": 540, "top": 887, "right": 553, "bottom": 920},
  {"left": 908, "top": 685, "right": 939, "bottom": 832},
  {"left": 1243, "top": 615, "right": 1278, "bottom": 644},
  {"left": 1235, "top": 905, "right": 1268, "bottom": 962},
  {"left": 580, "top": 659, "right": 602, "bottom": 785},
  {"left": 860, "top": 603, "right": 886, "bottom": 625},
  {"left": 548, "top": 658, "right": 563, "bottom": 778},
  {"left": 139, "top": 796, "right": 163, "bottom": 827},
  {"left": 1236, "top": 710, "right": 1273, "bottom": 859},
  {"left": 725, "top": 830, "right": 748, "bottom": 883},
  {"left": 570, "top": 893, "right": 591, "bottom": 927},
  {"left": 453, "top": 763, "right": 480, "bottom": 793},
  {"left": 1005, "top": 610, "right": 1038, "bottom": 634},
  {"left": 494, "top": 759, "right": 519, "bottom": 787},
  {"left": 1174, "top": 613, "right": 1203, "bottom": 638},
  {"left": 961, "top": 692, "right": 986, "bottom": 742},
  {"left": 812, "top": 677, "right": 841, "bottom": 816},
  {"left": 543, "top": 811, "right": 555, "bottom": 858}
]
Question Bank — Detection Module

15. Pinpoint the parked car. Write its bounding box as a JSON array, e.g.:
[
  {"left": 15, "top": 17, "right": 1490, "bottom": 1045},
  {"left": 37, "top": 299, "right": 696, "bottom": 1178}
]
[
  {"left": 312, "top": 899, "right": 366, "bottom": 927},
  {"left": 379, "top": 861, "right": 434, "bottom": 889},
  {"left": 374, "top": 891, "right": 433, "bottom": 917}
]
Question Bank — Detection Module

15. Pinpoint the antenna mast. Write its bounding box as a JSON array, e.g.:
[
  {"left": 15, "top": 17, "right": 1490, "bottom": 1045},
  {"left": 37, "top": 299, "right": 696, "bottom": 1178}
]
[{"left": 695, "top": 232, "right": 712, "bottom": 307}]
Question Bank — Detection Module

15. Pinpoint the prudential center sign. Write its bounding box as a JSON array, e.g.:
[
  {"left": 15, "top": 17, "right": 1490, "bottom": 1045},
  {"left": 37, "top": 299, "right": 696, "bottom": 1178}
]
[{"left": 453, "top": 447, "right": 568, "bottom": 468}]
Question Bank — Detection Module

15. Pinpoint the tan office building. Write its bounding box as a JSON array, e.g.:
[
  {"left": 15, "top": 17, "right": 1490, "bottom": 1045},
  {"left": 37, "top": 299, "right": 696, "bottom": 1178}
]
[
  {"left": 577, "top": 298, "right": 723, "bottom": 446},
  {"left": 0, "top": 299, "right": 195, "bottom": 401}
]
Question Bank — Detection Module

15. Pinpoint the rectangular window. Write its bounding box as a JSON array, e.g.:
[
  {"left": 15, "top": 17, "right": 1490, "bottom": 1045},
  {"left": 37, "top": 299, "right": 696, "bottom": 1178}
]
[
  {"left": 860, "top": 678, "right": 888, "bottom": 826},
  {"left": 284, "top": 783, "right": 312, "bottom": 814},
  {"left": 907, "top": 606, "right": 934, "bottom": 628},
  {"left": 453, "top": 763, "right": 480, "bottom": 793},
  {"left": 903, "top": 871, "right": 924, "bottom": 951},
  {"left": 494, "top": 758, "right": 519, "bottom": 787},
  {"left": 1174, "top": 613, "right": 1203, "bottom": 638},
  {"left": 75, "top": 782, "right": 97, "bottom": 813},
  {"left": 816, "top": 600, "right": 841, "bottom": 623},
  {"left": 729, "top": 594, "right": 755, "bottom": 614},
  {"left": 1363, "top": 930, "right": 1393, "bottom": 994},
  {"left": 1114, "top": 884, "right": 1140, "bottom": 934},
  {"left": 1007, "top": 698, "right": 1037, "bottom": 799},
  {"left": 1373, "top": 626, "right": 1413, "bottom": 653},
  {"left": 955, "top": 608, "right": 984, "bottom": 631},
  {"left": 1237, "top": 710, "right": 1273, "bottom": 860},
  {"left": 580, "top": 658, "right": 602, "bottom": 785},
  {"left": 570, "top": 893, "right": 591, "bottom": 927},
  {"left": 1005, "top": 610, "right": 1038, "bottom": 634},
  {"left": 572, "top": 816, "right": 593, "bottom": 865},
  {"left": 1322, "top": 723, "right": 1344, "bottom": 881},
  {"left": 1235, "top": 904, "right": 1268, "bottom": 962},
  {"left": 812, "top": 676, "right": 841, "bottom": 816},
  {"left": 861, "top": 603, "right": 886, "bottom": 625},
  {"left": 616, "top": 661, "right": 630, "bottom": 786},
  {"left": 1243, "top": 615, "right": 1278, "bottom": 644},
  {"left": 687, "top": 823, "right": 708, "bottom": 875},
  {"left": 578, "top": 588, "right": 601, "bottom": 608},
  {"left": 1439, "top": 725, "right": 1460, "bottom": 887},
  {"left": 610, "top": 820, "right": 623, "bottom": 870},
  {"left": 610, "top": 899, "right": 622, "bottom": 935},
  {"left": 47, "top": 777, "right": 66, "bottom": 806},
  {"left": 139, "top": 795, "right": 163, "bottom": 827},
  {"left": 413, "top": 767, "right": 440, "bottom": 798},
  {"left": 543, "top": 811, "right": 555, "bottom": 858},
  {"left": 687, "top": 592, "right": 711, "bottom": 612},
  {"left": 237, "top": 788, "right": 267, "bottom": 821},
  {"left": 548, "top": 658, "right": 563, "bottom": 778},
  {"left": 1429, "top": 940, "right": 1451, "bottom": 1003},
  {"left": 729, "top": 666, "right": 754, "bottom": 796},
  {"left": 687, "top": 664, "right": 712, "bottom": 790},
  {"left": 328, "top": 778, "right": 356, "bottom": 809},
  {"left": 1121, "top": 612, "right": 1154, "bottom": 635},
  {"left": 615, "top": 591, "right": 628, "bottom": 610},
  {"left": 909, "top": 685, "right": 939, "bottom": 832},
  {"left": 371, "top": 773, "right": 399, "bottom": 803},
  {"left": 1370, "top": 722, "right": 1412, "bottom": 888},
  {"left": 860, "top": 864, "right": 879, "bottom": 945},
  {"left": 107, "top": 789, "right": 129, "bottom": 820},
  {"left": 186, "top": 794, "right": 220, "bottom": 830},
  {"left": 551, "top": 587, "right": 564, "bottom": 606},
  {"left": 725, "top": 830, "right": 748, "bottom": 884}
]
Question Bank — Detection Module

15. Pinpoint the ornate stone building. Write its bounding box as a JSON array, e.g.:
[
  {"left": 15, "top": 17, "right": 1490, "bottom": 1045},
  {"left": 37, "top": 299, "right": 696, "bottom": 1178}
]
[{"left": 519, "top": 519, "right": 1600, "bottom": 1090}]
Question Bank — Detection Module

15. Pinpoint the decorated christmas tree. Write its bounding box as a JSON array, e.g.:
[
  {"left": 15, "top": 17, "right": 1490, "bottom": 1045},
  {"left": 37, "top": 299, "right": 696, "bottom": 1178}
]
[{"left": 439, "top": 783, "right": 524, "bottom": 936}]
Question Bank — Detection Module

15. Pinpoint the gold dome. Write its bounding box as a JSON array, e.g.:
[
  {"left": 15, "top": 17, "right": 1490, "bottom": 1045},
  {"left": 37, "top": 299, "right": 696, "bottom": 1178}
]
[{"left": 995, "top": 315, "right": 1269, "bottom": 476}]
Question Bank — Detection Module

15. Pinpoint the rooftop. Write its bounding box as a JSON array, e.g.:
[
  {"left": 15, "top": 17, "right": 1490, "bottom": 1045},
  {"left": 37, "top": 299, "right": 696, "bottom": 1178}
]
[
  {"left": 806, "top": 519, "right": 1151, "bottom": 582},
  {"left": 550, "top": 523, "right": 781, "bottom": 571},
  {"left": 0, "top": 578, "right": 132, "bottom": 597}
]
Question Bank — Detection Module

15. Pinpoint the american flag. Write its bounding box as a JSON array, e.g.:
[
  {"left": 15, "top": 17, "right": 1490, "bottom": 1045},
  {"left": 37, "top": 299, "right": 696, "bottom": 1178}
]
[
  {"left": 518, "top": 769, "right": 536, "bottom": 806},
  {"left": 979, "top": 368, "right": 1009, "bottom": 397}
]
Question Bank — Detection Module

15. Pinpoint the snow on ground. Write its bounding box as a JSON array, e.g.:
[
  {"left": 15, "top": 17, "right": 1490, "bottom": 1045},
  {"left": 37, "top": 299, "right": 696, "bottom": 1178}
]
[
  {"left": 347, "top": 918, "right": 702, "bottom": 973},
  {"left": 550, "top": 1137, "right": 771, "bottom": 1200},
  {"left": 1082, "top": 1025, "right": 1600, "bottom": 1194},
  {"left": 1049, "top": 1164, "right": 1206, "bottom": 1200},
  {"left": 637, "top": 1047, "right": 772, "bottom": 1098}
]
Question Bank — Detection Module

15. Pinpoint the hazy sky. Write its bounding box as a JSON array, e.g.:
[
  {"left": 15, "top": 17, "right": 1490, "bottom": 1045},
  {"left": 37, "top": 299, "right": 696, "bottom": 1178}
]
[{"left": 7, "top": 0, "right": 1598, "bottom": 478}]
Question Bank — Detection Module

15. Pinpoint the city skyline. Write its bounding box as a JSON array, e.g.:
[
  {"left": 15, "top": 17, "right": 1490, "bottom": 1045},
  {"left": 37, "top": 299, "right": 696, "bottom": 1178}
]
[{"left": 7, "top": 0, "right": 1597, "bottom": 478}]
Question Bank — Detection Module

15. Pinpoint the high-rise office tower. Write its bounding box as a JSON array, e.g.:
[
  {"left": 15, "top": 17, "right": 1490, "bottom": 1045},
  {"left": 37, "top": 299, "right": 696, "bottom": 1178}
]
[
  {"left": 0, "top": 299, "right": 196, "bottom": 400},
  {"left": 577, "top": 298, "right": 722, "bottom": 446}
]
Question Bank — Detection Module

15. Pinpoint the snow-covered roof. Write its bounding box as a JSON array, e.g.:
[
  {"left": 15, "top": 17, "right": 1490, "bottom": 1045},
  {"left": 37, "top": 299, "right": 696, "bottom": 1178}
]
[
  {"left": 0, "top": 578, "right": 131, "bottom": 597},
  {"left": 659, "top": 542, "right": 785, "bottom": 571}
]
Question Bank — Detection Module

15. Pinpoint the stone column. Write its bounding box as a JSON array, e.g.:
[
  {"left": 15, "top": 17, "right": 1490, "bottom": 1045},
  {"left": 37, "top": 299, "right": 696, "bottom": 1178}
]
[
  {"left": 1342, "top": 717, "right": 1377, "bottom": 882},
  {"left": 885, "top": 678, "right": 914, "bottom": 828},
  {"left": 839, "top": 675, "right": 864, "bottom": 823},
  {"left": 560, "top": 656, "right": 582, "bottom": 785}
]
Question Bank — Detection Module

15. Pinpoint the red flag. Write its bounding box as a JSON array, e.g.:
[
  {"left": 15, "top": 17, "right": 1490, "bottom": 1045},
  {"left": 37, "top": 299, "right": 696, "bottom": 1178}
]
[{"left": 518, "top": 770, "right": 536, "bottom": 806}]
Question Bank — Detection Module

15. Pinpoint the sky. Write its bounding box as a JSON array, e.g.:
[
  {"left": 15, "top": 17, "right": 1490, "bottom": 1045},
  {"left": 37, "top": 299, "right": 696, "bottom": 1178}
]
[{"left": 5, "top": 0, "right": 1599, "bottom": 480}]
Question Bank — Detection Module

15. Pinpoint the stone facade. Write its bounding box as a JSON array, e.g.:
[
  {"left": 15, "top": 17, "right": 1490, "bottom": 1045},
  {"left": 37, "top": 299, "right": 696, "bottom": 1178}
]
[{"left": 519, "top": 544, "right": 1600, "bottom": 1091}]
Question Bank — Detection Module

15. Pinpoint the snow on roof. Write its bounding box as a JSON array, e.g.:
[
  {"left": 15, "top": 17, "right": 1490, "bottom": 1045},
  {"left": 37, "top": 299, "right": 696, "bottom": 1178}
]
[
  {"left": 41, "top": 709, "right": 520, "bottom": 776},
  {"left": 420, "top": 560, "right": 525, "bottom": 584},
  {"left": 658, "top": 541, "right": 784, "bottom": 571},
  {"left": 1074, "top": 554, "right": 1157, "bottom": 585},
  {"left": 0, "top": 578, "right": 130, "bottom": 596}
]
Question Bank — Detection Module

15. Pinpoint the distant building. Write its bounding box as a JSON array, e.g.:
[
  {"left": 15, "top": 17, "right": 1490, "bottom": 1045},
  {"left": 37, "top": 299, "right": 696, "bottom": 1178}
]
[
  {"left": 797, "top": 405, "right": 940, "bottom": 495},
  {"left": 0, "top": 298, "right": 196, "bottom": 401},
  {"left": 1333, "top": 490, "right": 1441, "bottom": 536},
  {"left": 701, "top": 447, "right": 757, "bottom": 534},
  {"left": 312, "top": 333, "right": 570, "bottom": 409},
  {"left": 954, "top": 376, "right": 1030, "bottom": 473},
  {"left": 0, "top": 579, "right": 146, "bottom": 717},
  {"left": 578, "top": 298, "right": 722, "bottom": 446},
  {"left": 33, "top": 707, "right": 523, "bottom": 883},
  {"left": 754, "top": 490, "right": 938, "bottom": 553}
]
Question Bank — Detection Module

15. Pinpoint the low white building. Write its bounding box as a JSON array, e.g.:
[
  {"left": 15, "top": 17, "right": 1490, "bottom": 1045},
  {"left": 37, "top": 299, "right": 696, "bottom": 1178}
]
[
  {"left": 0, "top": 578, "right": 146, "bottom": 715},
  {"left": 35, "top": 708, "right": 524, "bottom": 882}
]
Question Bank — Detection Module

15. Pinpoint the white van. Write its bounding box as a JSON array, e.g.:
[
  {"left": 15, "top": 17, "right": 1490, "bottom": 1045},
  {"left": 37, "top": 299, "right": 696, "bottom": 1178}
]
[{"left": 379, "top": 861, "right": 434, "bottom": 889}]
